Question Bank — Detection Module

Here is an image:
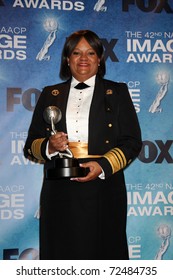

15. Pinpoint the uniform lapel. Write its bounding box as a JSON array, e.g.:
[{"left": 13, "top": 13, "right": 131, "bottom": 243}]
[
  {"left": 51, "top": 79, "right": 71, "bottom": 133},
  {"left": 88, "top": 76, "right": 105, "bottom": 151}
]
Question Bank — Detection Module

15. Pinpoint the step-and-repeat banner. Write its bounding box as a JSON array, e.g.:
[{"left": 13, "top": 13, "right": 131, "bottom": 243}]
[{"left": 0, "top": 0, "right": 173, "bottom": 260}]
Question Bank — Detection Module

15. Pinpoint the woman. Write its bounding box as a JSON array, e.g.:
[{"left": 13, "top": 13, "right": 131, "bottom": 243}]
[{"left": 24, "top": 30, "right": 142, "bottom": 260}]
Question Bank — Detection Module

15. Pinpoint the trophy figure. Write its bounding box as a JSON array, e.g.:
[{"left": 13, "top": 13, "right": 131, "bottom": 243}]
[
  {"left": 155, "top": 224, "right": 171, "bottom": 260},
  {"left": 36, "top": 18, "right": 58, "bottom": 61},
  {"left": 43, "top": 106, "right": 87, "bottom": 179},
  {"left": 94, "top": 0, "right": 107, "bottom": 12},
  {"left": 149, "top": 72, "right": 170, "bottom": 113}
]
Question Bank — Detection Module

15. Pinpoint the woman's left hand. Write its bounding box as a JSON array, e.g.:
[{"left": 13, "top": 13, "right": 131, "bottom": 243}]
[{"left": 70, "top": 161, "right": 102, "bottom": 182}]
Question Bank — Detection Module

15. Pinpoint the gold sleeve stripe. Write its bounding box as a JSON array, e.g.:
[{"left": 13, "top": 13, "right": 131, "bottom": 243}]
[
  {"left": 103, "top": 148, "right": 127, "bottom": 174},
  {"left": 104, "top": 151, "right": 121, "bottom": 173},
  {"left": 31, "top": 138, "right": 46, "bottom": 161},
  {"left": 115, "top": 148, "right": 127, "bottom": 168}
]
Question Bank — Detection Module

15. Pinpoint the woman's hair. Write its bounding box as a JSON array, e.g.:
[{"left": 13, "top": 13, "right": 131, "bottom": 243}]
[{"left": 59, "top": 30, "right": 106, "bottom": 80}]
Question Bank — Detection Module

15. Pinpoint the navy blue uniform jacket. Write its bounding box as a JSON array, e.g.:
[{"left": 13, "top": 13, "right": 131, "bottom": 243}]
[
  {"left": 24, "top": 75, "right": 142, "bottom": 177},
  {"left": 24, "top": 75, "right": 142, "bottom": 260}
]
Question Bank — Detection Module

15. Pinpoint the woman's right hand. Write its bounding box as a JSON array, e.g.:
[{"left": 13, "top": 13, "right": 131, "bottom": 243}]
[{"left": 48, "top": 132, "right": 69, "bottom": 154}]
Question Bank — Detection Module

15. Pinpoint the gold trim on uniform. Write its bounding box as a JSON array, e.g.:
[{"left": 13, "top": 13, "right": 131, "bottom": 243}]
[
  {"left": 115, "top": 148, "right": 127, "bottom": 167},
  {"left": 51, "top": 89, "right": 60, "bottom": 96},
  {"left": 103, "top": 147, "right": 127, "bottom": 173},
  {"left": 31, "top": 138, "right": 46, "bottom": 161},
  {"left": 106, "top": 89, "right": 113, "bottom": 95},
  {"left": 68, "top": 142, "right": 101, "bottom": 159}
]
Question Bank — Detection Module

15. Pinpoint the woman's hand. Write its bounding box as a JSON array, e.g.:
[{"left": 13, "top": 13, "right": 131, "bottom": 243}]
[
  {"left": 48, "top": 132, "right": 69, "bottom": 154},
  {"left": 71, "top": 161, "right": 102, "bottom": 182}
]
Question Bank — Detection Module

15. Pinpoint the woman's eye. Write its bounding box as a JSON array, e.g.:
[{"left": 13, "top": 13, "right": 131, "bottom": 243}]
[
  {"left": 72, "top": 51, "right": 80, "bottom": 55},
  {"left": 72, "top": 50, "right": 96, "bottom": 56},
  {"left": 88, "top": 51, "right": 95, "bottom": 55}
]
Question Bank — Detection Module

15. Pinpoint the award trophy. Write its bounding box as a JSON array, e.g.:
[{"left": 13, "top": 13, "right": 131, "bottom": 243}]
[
  {"left": 36, "top": 18, "right": 58, "bottom": 61},
  {"left": 43, "top": 106, "right": 87, "bottom": 179},
  {"left": 155, "top": 224, "right": 171, "bottom": 260},
  {"left": 149, "top": 72, "right": 170, "bottom": 113}
]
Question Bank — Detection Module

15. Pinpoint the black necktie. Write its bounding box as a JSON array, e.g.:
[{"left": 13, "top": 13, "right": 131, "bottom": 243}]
[{"left": 74, "top": 82, "right": 90, "bottom": 90}]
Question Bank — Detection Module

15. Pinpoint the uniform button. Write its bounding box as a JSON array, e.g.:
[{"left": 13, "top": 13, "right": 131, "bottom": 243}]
[{"left": 108, "top": 123, "right": 112, "bottom": 127}]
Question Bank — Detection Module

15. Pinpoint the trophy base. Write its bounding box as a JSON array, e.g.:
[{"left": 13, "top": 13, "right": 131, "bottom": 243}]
[{"left": 45, "top": 158, "right": 87, "bottom": 179}]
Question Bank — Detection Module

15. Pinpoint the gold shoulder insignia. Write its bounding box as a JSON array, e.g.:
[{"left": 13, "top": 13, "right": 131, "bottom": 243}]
[
  {"left": 51, "top": 89, "right": 60, "bottom": 96},
  {"left": 106, "top": 89, "right": 113, "bottom": 95}
]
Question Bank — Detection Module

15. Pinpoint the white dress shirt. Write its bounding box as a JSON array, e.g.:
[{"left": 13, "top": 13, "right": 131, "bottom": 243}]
[
  {"left": 46, "top": 75, "right": 95, "bottom": 158},
  {"left": 46, "top": 75, "right": 105, "bottom": 179},
  {"left": 66, "top": 75, "right": 95, "bottom": 142}
]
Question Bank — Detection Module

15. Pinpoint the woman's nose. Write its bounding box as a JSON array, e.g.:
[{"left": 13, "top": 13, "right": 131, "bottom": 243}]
[{"left": 80, "top": 53, "right": 88, "bottom": 60}]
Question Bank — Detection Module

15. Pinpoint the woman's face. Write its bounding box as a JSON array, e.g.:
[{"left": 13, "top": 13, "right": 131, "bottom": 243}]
[{"left": 67, "top": 37, "right": 100, "bottom": 81}]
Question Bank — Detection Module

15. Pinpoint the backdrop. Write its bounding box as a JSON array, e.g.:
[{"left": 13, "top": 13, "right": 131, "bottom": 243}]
[{"left": 0, "top": 0, "right": 173, "bottom": 260}]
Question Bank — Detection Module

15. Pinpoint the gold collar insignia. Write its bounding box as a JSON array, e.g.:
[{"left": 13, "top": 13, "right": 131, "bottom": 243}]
[
  {"left": 51, "top": 89, "right": 60, "bottom": 96},
  {"left": 106, "top": 89, "right": 113, "bottom": 95}
]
